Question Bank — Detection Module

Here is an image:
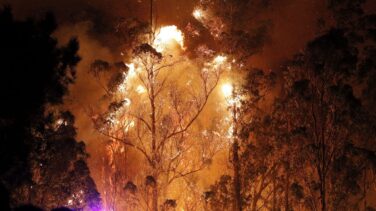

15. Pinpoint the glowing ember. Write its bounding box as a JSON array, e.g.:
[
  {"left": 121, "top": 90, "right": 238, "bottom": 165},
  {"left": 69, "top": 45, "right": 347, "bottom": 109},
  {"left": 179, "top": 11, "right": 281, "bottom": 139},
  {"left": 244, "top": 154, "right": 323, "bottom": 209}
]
[
  {"left": 193, "top": 9, "right": 204, "bottom": 19},
  {"left": 126, "top": 63, "right": 136, "bottom": 77},
  {"left": 214, "top": 55, "right": 227, "bottom": 65},
  {"left": 55, "top": 118, "right": 67, "bottom": 127},
  {"left": 118, "top": 83, "right": 126, "bottom": 92},
  {"left": 124, "top": 98, "right": 131, "bottom": 106},
  {"left": 153, "top": 25, "right": 185, "bottom": 52},
  {"left": 221, "top": 83, "right": 233, "bottom": 97},
  {"left": 136, "top": 85, "right": 146, "bottom": 94},
  {"left": 125, "top": 120, "right": 135, "bottom": 132}
]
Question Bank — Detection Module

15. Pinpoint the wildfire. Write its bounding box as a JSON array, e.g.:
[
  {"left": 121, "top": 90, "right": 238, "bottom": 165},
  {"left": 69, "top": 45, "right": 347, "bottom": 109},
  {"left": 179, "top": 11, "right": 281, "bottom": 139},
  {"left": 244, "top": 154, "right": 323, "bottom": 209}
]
[
  {"left": 104, "top": 22, "right": 235, "bottom": 210},
  {"left": 221, "top": 83, "right": 233, "bottom": 98},
  {"left": 193, "top": 8, "right": 204, "bottom": 20},
  {"left": 153, "top": 25, "right": 185, "bottom": 52},
  {"left": 136, "top": 85, "right": 146, "bottom": 94},
  {"left": 126, "top": 63, "right": 136, "bottom": 77},
  {"left": 221, "top": 82, "right": 241, "bottom": 107},
  {"left": 213, "top": 55, "right": 227, "bottom": 67},
  {"left": 221, "top": 82, "right": 242, "bottom": 139},
  {"left": 124, "top": 120, "right": 135, "bottom": 132},
  {"left": 124, "top": 98, "right": 131, "bottom": 106},
  {"left": 117, "top": 26, "right": 186, "bottom": 97}
]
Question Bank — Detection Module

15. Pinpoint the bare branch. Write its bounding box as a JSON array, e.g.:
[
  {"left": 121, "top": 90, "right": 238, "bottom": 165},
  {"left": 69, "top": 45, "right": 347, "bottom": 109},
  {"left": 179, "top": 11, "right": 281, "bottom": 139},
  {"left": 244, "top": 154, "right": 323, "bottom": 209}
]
[{"left": 97, "top": 129, "right": 153, "bottom": 166}]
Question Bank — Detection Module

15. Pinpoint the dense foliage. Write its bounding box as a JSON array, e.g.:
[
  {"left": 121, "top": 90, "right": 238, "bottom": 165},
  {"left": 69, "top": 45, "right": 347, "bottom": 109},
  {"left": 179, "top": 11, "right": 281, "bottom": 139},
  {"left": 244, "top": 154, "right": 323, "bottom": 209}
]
[
  {"left": 0, "top": 6, "right": 101, "bottom": 210},
  {"left": 206, "top": 0, "right": 376, "bottom": 210}
]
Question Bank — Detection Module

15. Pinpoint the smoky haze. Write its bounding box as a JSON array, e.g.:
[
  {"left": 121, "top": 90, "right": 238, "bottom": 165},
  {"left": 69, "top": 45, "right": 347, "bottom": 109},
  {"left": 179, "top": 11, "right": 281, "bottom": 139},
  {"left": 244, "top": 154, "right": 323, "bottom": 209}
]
[
  {"left": 0, "top": 0, "right": 337, "bottom": 208},
  {"left": 2, "top": 0, "right": 327, "bottom": 62}
]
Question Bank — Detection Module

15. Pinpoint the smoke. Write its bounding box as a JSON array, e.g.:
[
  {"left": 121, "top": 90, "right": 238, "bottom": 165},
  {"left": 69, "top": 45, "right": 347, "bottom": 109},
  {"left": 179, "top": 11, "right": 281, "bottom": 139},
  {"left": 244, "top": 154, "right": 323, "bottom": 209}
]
[
  {"left": 248, "top": 0, "right": 330, "bottom": 69},
  {"left": 1, "top": 0, "right": 331, "bottom": 68},
  {"left": 0, "top": 0, "right": 342, "bottom": 207}
]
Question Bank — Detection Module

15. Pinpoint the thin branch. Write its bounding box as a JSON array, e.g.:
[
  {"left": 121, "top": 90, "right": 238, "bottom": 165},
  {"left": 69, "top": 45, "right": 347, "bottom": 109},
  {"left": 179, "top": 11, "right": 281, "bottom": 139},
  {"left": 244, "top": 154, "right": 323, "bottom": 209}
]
[
  {"left": 129, "top": 113, "right": 152, "bottom": 132},
  {"left": 165, "top": 76, "right": 219, "bottom": 140},
  {"left": 97, "top": 129, "right": 153, "bottom": 166}
]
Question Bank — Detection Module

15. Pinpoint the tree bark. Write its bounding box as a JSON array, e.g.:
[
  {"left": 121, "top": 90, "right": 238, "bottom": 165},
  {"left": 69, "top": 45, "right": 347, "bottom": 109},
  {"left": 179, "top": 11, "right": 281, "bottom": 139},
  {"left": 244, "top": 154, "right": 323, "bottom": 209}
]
[
  {"left": 152, "top": 177, "right": 158, "bottom": 211},
  {"left": 284, "top": 170, "right": 290, "bottom": 211},
  {"left": 232, "top": 103, "right": 242, "bottom": 211},
  {"left": 233, "top": 140, "right": 242, "bottom": 211},
  {"left": 148, "top": 59, "right": 158, "bottom": 211},
  {"left": 320, "top": 179, "right": 326, "bottom": 211},
  {"left": 364, "top": 169, "right": 367, "bottom": 211},
  {"left": 272, "top": 171, "right": 277, "bottom": 211},
  {"left": 151, "top": 81, "right": 159, "bottom": 211}
]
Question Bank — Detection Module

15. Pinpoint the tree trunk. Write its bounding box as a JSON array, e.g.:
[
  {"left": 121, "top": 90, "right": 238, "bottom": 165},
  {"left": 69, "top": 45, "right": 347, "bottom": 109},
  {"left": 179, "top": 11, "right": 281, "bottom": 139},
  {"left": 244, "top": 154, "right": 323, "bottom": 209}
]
[
  {"left": 233, "top": 140, "right": 242, "bottom": 211},
  {"left": 150, "top": 63, "right": 158, "bottom": 211},
  {"left": 151, "top": 96, "right": 159, "bottom": 211},
  {"left": 272, "top": 171, "right": 277, "bottom": 211},
  {"left": 364, "top": 169, "right": 367, "bottom": 211},
  {"left": 320, "top": 140, "right": 326, "bottom": 211},
  {"left": 232, "top": 103, "right": 242, "bottom": 211},
  {"left": 251, "top": 188, "right": 258, "bottom": 211},
  {"left": 284, "top": 170, "right": 290, "bottom": 211},
  {"left": 320, "top": 180, "right": 326, "bottom": 211},
  {"left": 152, "top": 177, "right": 158, "bottom": 211}
]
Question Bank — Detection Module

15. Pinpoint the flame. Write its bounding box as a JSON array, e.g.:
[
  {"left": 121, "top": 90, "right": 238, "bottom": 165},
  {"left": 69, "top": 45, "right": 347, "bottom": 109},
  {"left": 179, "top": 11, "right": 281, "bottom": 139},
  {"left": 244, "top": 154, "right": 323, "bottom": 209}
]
[
  {"left": 124, "top": 120, "right": 135, "bottom": 132},
  {"left": 213, "top": 55, "right": 227, "bottom": 66},
  {"left": 221, "top": 82, "right": 241, "bottom": 106},
  {"left": 119, "top": 26, "right": 186, "bottom": 94},
  {"left": 105, "top": 24, "right": 236, "bottom": 209},
  {"left": 126, "top": 63, "right": 136, "bottom": 77},
  {"left": 193, "top": 9, "right": 204, "bottom": 19},
  {"left": 124, "top": 98, "right": 131, "bottom": 106},
  {"left": 153, "top": 25, "right": 185, "bottom": 52},
  {"left": 136, "top": 85, "right": 146, "bottom": 94},
  {"left": 221, "top": 83, "right": 233, "bottom": 97}
]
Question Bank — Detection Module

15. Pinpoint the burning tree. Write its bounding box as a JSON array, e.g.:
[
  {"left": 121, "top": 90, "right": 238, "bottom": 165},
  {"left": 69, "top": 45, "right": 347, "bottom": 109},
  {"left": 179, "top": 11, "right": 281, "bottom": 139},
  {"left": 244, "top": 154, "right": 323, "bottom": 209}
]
[
  {"left": 89, "top": 23, "right": 229, "bottom": 210},
  {"left": 204, "top": 70, "right": 277, "bottom": 211},
  {"left": 99, "top": 140, "right": 130, "bottom": 211},
  {"left": 191, "top": 1, "right": 272, "bottom": 211}
]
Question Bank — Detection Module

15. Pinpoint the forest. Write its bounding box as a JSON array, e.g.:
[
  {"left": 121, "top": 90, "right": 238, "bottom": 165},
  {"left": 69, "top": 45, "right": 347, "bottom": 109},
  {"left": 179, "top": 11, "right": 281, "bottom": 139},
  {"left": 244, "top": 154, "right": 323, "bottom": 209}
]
[{"left": 0, "top": 0, "right": 375, "bottom": 211}]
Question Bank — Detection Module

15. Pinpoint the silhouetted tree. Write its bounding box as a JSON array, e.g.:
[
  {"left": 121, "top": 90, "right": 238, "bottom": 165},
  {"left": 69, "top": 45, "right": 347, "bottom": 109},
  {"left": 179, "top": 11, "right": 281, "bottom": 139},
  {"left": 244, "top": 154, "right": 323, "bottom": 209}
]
[
  {"left": 206, "top": 1, "right": 376, "bottom": 210},
  {"left": 271, "top": 28, "right": 376, "bottom": 211},
  {"left": 0, "top": 184, "right": 11, "bottom": 211},
  {"left": 19, "top": 111, "right": 102, "bottom": 210},
  {"left": 51, "top": 208, "right": 72, "bottom": 211},
  {"left": 14, "top": 205, "right": 44, "bottom": 211},
  {"left": 195, "top": 0, "right": 271, "bottom": 61},
  {"left": 0, "top": 6, "right": 101, "bottom": 210}
]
